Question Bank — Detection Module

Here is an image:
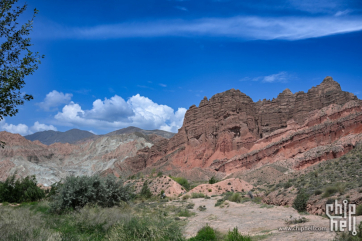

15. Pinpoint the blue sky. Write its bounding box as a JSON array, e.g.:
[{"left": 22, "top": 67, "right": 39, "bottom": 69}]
[{"left": 1, "top": 0, "right": 362, "bottom": 135}]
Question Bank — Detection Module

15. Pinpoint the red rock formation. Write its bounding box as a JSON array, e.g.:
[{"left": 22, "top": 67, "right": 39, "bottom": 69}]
[{"left": 117, "top": 77, "right": 362, "bottom": 177}]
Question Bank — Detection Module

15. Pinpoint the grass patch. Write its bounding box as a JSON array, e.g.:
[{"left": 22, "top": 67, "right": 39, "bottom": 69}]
[{"left": 191, "top": 193, "right": 205, "bottom": 198}]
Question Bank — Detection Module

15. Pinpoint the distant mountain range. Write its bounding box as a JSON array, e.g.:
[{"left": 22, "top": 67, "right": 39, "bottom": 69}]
[{"left": 24, "top": 126, "right": 175, "bottom": 145}]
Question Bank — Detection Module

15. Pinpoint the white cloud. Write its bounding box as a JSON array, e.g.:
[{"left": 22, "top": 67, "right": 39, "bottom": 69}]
[
  {"left": 335, "top": 10, "right": 351, "bottom": 17},
  {"left": 0, "top": 119, "right": 57, "bottom": 136},
  {"left": 37, "top": 90, "right": 73, "bottom": 111},
  {"left": 39, "top": 15, "right": 362, "bottom": 41},
  {"left": 174, "top": 6, "right": 188, "bottom": 11},
  {"left": 159, "top": 83, "right": 167, "bottom": 87},
  {"left": 241, "top": 72, "right": 291, "bottom": 83},
  {"left": 54, "top": 94, "right": 187, "bottom": 133},
  {"left": 262, "top": 72, "right": 289, "bottom": 83}
]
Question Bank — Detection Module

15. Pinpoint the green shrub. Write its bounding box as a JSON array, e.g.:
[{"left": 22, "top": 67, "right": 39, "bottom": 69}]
[
  {"left": 283, "top": 182, "right": 292, "bottom": 189},
  {"left": 333, "top": 221, "right": 362, "bottom": 241},
  {"left": 357, "top": 204, "right": 362, "bottom": 216},
  {"left": 108, "top": 214, "right": 185, "bottom": 241},
  {"left": 188, "top": 225, "right": 217, "bottom": 241},
  {"left": 229, "top": 193, "right": 242, "bottom": 203},
  {"left": 0, "top": 174, "right": 45, "bottom": 203},
  {"left": 186, "top": 203, "right": 195, "bottom": 209},
  {"left": 50, "top": 175, "right": 133, "bottom": 213},
  {"left": 182, "top": 194, "right": 191, "bottom": 200},
  {"left": 191, "top": 192, "right": 205, "bottom": 198},
  {"left": 293, "top": 189, "right": 309, "bottom": 212},
  {"left": 314, "top": 189, "right": 322, "bottom": 195},
  {"left": 171, "top": 177, "right": 190, "bottom": 191},
  {"left": 215, "top": 199, "right": 225, "bottom": 207},
  {"left": 322, "top": 185, "right": 338, "bottom": 198},
  {"left": 157, "top": 171, "right": 163, "bottom": 177},
  {"left": 226, "top": 227, "right": 252, "bottom": 241},
  {"left": 178, "top": 208, "right": 194, "bottom": 217},
  {"left": 209, "top": 177, "right": 218, "bottom": 184},
  {"left": 140, "top": 181, "right": 152, "bottom": 199}
]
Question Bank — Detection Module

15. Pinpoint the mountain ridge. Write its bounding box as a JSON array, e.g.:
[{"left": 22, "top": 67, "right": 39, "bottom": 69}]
[{"left": 24, "top": 127, "right": 175, "bottom": 145}]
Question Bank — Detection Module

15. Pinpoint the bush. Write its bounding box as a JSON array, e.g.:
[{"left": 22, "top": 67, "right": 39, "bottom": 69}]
[
  {"left": 357, "top": 204, "right": 362, "bottom": 216},
  {"left": 140, "top": 181, "right": 152, "bottom": 199},
  {"left": 226, "top": 227, "right": 252, "bottom": 241},
  {"left": 333, "top": 221, "right": 362, "bottom": 241},
  {"left": 314, "top": 189, "right": 322, "bottom": 195},
  {"left": 188, "top": 225, "right": 217, "bottom": 241},
  {"left": 172, "top": 177, "right": 190, "bottom": 191},
  {"left": 293, "top": 189, "right": 309, "bottom": 212},
  {"left": 178, "top": 208, "right": 194, "bottom": 217},
  {"left": 186, "top": 203, "right": 195, "bottom": 209},
  {"left": 229, "top": 193, "right": 242, "bottom": 203},
  {"left": 209, "top": 177, "right": 218, "bottom": 184},
  {"left": 191, "top": 192, "right": 205, "bottom": 198},
  {"left": 322, "top": 185, "right": 338, "bottom": 198},
  {"left": 215, "top": 199, "right": 224, "bottom": 207},
  {"left": 50, "top": 175, "right": 133, "bottom": 213},
  {"left": 182, "top": 195, "right": 191, "bottom": 200},
  {"left": 157, "top": 171, "right": 163, "bottom": 177},
  {"left": 0, "top": 174, "right": 45, "bottom": 203},
  {"left": 108, "top": 214, "right": 185, "bottom": 241},
  {"left": 283, "top": 182, "right": 292, "bottom": 189}
]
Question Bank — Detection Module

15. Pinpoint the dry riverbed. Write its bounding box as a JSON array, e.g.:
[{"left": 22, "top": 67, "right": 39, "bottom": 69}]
[{"left": 178, "top": 197, "right": 362, "bottom": 241}]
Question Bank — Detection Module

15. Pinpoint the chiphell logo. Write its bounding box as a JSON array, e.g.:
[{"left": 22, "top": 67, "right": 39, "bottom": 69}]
[{"left": 326, "top": 199, "right": 357, "bottom": 236}]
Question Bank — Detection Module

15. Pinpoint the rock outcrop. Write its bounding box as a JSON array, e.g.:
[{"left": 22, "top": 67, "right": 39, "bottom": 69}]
[{"left": 114, "top": 77, "right": 362, "bottom": 178}]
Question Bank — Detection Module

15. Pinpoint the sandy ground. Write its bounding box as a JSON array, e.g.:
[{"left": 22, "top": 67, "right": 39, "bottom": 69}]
[{"left": 181, "top": 197, "right": 362, "bottom": 241}]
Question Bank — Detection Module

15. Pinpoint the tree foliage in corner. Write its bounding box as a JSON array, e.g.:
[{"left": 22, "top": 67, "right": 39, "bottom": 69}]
[{"left": 0, "top": 0, "right": 43, "bottom": 147}]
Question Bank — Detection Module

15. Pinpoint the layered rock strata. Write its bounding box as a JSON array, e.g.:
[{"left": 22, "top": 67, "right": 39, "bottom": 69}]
[{"left": 115, "top": 77, "right": 362, "bottom": 177}]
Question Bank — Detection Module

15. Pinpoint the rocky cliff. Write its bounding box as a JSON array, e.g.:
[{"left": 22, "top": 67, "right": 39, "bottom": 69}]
[{"left": 114, "top": 77, "right": 362, "bottom": 179}]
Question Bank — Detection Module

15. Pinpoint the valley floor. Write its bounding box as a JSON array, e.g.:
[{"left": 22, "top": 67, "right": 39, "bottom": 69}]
[{"left": 184, "top": 197, "right": 360, "bottom": 241}]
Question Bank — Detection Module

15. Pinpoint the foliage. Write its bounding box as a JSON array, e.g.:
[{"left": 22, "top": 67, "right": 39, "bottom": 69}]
[
  {"left": 293, "top": 189, "right": 309, "bottom": 212},
  {"left": 182, "top": 194, "right": 190, "bottom": 200},
  {"left": 357, "top": 204, "right": 362, "bottom": 216},
  {"left": 0, "top": 0, "right": 44, "bottom": 147},
  {"left": 314, "top": 189, "right": 322, "bottom": 195},
  {"left": 191, "top": 192, "right": 205, "bottom": 198},
  {"left": 186, "top": 203, "right": 195, "bottom": 209},
  {"left": 178, "top": 208, "right": 195, "bottom": 217},
  {"left": 49, "top": 175, "right": 133, "bottom": 213},
  {"left": 188, "top": 225, "right": 217, "bottom": 241},
  {"left": 225, "top": 227, "right": 252, "bottom": 241},
  {"left": 215, "top": 199, "right": 225, "bottom": 207},
  {"left": 157, "top": 171, "right": 163, "bottom": 177},
  {"left": 283, "top": 182, "right": 292, "bottom": 189},
  {"left": 322, "top": 185, "right": 338, "bottom": 198},
  {"left": 46, "top": 181, "right": 62, "bottom": 200},
  {"left": 229, "top": 193, "right": 242, "bottom": 203},
  {"left": 171, "top": 176, "right": 190, "bottom": 191},
  {"left": 0, "top": 174, "right": 45, "bottom": 203},
  {"left": 333, "top": 221, "right": 362, "bottom": 241},
  {"left": 209, "top": 176, "right": 218, "bottom": 184},
  {"left": 108, "top": 214, "right": 185, "bottom": 241},
  {"left": 140, "top": 180, "right": 152, "bottom": 199}
]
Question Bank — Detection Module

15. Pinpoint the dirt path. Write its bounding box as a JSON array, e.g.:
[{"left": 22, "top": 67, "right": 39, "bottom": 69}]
[{"left": 182, "top": 197, "right": 362, "bottom": 241}]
